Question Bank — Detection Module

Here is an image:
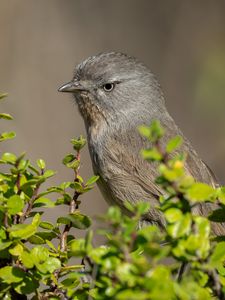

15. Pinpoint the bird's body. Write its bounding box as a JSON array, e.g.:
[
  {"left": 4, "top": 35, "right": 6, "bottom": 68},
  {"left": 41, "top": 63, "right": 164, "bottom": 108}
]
[{"left": 59, "top": 52, "right": 224, "bottom": 235}]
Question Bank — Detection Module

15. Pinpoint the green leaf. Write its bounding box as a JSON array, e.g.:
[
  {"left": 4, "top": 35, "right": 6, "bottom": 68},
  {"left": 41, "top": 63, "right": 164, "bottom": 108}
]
[
  {"left": 31, "top": 246, "right": 49, "bottom": 264},
  {"left": 165, "top": 208, "right": 183, "bottom": 223},
  {"left": 186, "top": 183, "right": 216, "bottom": 202},
  {"left": 68, "top": 212, "right": 92, "bottom": 229},
  {"left": 62, "top": 154, "right": 75, "bottom": 165},
  {"left": 0, "top": 131, "right": 16, "bottom": 142},
  {"left": 210, "top": 242, "right": 225, "bottom": 268},
  {"left": 28, "top": 234, "right": 45, "bottom": 244},
  {"left": 9, "top": 224, "right": 37, "bottom": 239},
  {"left": 36, "top": 159, "right": 46, "bottom": 170},
  {"left": 33, "top": 197, "right": 55, "bottom": 208},
  {"left": 149, "top": 120, "right": 165, "bottom": 142},
  {"left": 1, "top": 152, "right": 17, "bottom": 164},
  {"left": 17, "top": 159, "right": 29, "bottom": 172},
  {"left": 159, "top": 164, "right": 184, "bottom": 181},
  {"left": 141, "top": 148, "right": 162, "bottom": 161},
  {"left": 36, "top": 257, "right": 61, "bottom": 274},
  {"left": 43, "top": 169, "right": 55, "bottom": 178},
  {"left": 0, "top": 93, "right": 8, "bottom": 100},
  {"left": 0, "top": 266, "right": 24, "bottom": 283},
  {"left": 208, "top": 208, "right": 225, "bottom": 222},
  {"left": 107, "top": 206, "right": 122, "bottom": 223},
  {"left": 7, "top": 195, "right": 24, "bottom": 215},
  {"left": 0, "top": 113, "right": 13, "bottom": 120},
  {"left": 166, "top": 136, "right": 183, "bottom": 153},
  {"left": 39, "top": 221, "right": 54, "bottom": 230},
  {"left": 35, "top": 231, "right": 57, "bottom": 241},
  {"left": 66, "top": 159, "right": 80, "bottom": 170},
  {"left": 68, "top": 239, "right": 86, "bottom": 256},
  {"left": 167, "top": 213, "right": 191, "bottom": 238},
  {"left": 86, "top": 175, "right": 99, "bottom": 186},
  {"left": 57, "top": 216, "right": 71, "bottom": 225},
  {"left": 0, "top": 241, "right": 12, "bottom": 251},
  {"left": 136, "top": 202, "right": 150, "bottom": 215},
  {"left": 138, "top": 125, "right": 151, "bottom": 138},
  {"left": 14, "top": 275, "right": 39, "bottom": 295},
  {"left": 70, "top": 181, "right": 83, "bottom": 193},
  {"left": 60, "top": 276, "right": 80, "bottom": 288},
  {"left": 21, "top": 251, "right": 34, "bottom": 269},
  {"left": 9, "top": 214, "right": 40, "bottom": 239},
  {"left": 217, "top": 187, "right": 225, "bottom": 204},
  {"left": 9, "top": 243, "right": 23, "bottom": 256},
  {"left": 71, "top": 136, "right": 86, "bottom": 151}
]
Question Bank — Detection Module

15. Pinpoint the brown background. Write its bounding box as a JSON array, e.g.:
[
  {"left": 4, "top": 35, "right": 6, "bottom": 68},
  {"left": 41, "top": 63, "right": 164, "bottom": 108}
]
[{"left": 1, "top": 1, "right": 225, "bottom": 228}]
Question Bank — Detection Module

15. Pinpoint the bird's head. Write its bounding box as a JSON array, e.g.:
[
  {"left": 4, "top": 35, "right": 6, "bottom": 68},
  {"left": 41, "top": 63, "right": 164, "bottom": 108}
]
[{"left": 58, "top": 52, "right": 165, "bottom": 129}]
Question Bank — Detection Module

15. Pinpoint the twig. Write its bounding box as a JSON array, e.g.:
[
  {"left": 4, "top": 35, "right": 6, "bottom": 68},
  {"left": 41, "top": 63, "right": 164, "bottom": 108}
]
[
  {"left": 59, "top": 150, "right": 81, "bottom": 252},
  {"left": 20, "top": 182, "right": 41, "bottom": 223},
  {"left": 209, "top": 269, "right": 224, "bottom": 299},
  {"left": 177, "top": 262, "right": 187, "bottom": 282}
]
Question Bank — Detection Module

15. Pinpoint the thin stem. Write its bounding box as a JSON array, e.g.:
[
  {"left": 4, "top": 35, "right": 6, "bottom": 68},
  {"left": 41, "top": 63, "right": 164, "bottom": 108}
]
[
  {"left": 20, "top": 183, "right": 40, "bottom": 223},
  {"left": 59, "top": 150, "right": 81, "bottom": 252},
  {"left": 4, "top": 212, "right": 9, "bottom": 229}
]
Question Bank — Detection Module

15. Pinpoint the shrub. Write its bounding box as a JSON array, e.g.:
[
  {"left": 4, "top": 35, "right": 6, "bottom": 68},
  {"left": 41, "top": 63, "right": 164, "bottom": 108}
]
[{"left": 0, "top": 93, "right": 225, "bottom": 299}]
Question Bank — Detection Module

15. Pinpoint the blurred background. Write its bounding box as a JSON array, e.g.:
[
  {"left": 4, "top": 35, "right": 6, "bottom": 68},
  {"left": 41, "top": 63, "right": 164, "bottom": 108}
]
[{"left": 1, "top": 0, "right": 225, "bottom": 231}]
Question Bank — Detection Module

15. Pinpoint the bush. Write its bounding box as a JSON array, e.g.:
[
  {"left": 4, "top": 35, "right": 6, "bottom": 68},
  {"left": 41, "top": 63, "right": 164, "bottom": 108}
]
[{"left": 0, "top": 93, "right": 225, "bottom": 299}]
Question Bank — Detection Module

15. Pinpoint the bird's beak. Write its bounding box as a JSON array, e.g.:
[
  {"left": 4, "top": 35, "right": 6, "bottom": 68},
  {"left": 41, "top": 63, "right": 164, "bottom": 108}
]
[{"left": 58, "top": 81, "right": 85, "bottom": 93}]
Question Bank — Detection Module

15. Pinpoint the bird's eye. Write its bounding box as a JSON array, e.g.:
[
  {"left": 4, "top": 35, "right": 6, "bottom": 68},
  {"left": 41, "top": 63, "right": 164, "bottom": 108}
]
[{"left": 103, "top": 83, "right": 115, "bottom": 92}]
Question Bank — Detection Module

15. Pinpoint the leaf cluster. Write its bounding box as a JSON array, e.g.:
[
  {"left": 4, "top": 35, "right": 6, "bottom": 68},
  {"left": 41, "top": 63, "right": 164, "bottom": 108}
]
[{"left": 1, "top": 95, "right": 225, "bottom": 299}]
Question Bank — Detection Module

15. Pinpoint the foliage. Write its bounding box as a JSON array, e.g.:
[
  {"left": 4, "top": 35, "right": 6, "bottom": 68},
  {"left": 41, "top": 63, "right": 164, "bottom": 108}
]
[{"left": 1, "top": 94, "right": 225, "bottom": 299}]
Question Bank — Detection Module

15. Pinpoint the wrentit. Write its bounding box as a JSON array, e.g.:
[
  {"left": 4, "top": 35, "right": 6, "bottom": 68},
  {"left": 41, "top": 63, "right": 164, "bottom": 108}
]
[{"left": 59, "top": 52, "right": 224, "bottom": 235}]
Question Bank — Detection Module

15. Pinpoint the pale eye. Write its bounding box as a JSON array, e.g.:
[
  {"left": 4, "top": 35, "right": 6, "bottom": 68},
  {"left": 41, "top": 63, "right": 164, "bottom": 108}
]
[{"left": 103, "top": 83, "right": 115, "bottom": 92}]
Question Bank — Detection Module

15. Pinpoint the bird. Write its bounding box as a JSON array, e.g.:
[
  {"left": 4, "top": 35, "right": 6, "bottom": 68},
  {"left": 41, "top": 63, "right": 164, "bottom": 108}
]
[{"left": 58, "top": 52, "right": 224, "bottom": 235}]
